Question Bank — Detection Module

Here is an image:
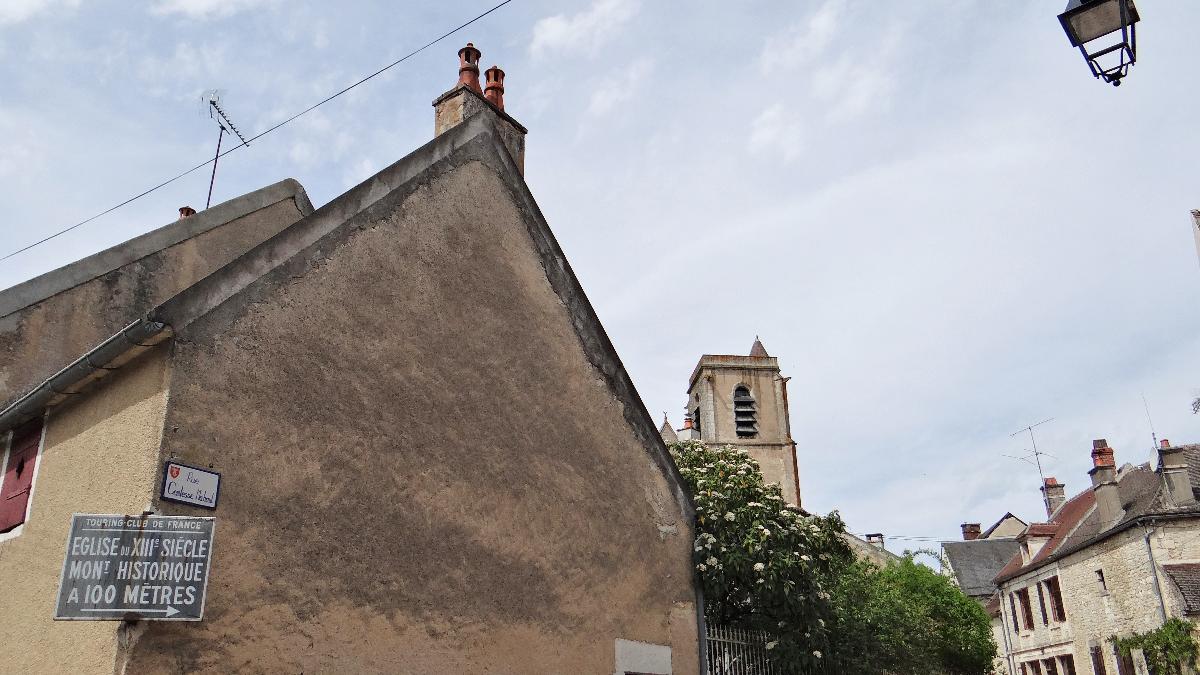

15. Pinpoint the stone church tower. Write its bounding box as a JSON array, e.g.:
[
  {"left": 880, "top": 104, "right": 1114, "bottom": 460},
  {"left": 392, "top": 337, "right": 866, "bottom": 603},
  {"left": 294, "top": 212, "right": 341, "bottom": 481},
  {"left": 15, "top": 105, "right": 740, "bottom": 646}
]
[{"left": 665, "top": 338, "right": 802, "bottom": 506}]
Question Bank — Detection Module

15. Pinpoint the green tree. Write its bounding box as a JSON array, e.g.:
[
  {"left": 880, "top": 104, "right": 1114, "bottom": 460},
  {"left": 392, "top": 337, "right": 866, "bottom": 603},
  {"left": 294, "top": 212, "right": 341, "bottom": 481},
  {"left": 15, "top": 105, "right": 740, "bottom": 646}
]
[{"left": 669, "top": 440, "right": 996, "bottom": 674}]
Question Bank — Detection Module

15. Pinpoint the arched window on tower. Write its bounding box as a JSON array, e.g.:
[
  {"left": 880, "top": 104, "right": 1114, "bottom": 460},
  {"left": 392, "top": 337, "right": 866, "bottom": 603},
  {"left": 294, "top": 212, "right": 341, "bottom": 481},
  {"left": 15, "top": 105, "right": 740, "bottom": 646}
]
[{"left": 733, "top": 385, "right": 757, "bottom": 438}]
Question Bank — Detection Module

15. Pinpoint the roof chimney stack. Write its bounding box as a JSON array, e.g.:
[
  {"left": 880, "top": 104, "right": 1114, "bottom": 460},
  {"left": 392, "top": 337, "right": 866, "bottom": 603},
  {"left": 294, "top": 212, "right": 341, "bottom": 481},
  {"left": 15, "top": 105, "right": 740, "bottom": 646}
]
[
  {"left": 865, "top": 533, "right": 885, "bottom": 549},
  {"left": 1088, "top": 439, "right": 1122, "bottom": 530},
  {"left": 433, "top": 43, "right": 527, "bottom": 174},
  {"left": 1158, "top": 439, "right": 1195, "bottom": 506},
  {"left": 961, "top": 523, "right": 981, "bottom": 541},
  {"left": 178, "top": 206, "right": 196, "bottom": 220},
  {"left": 1041, "top": 477, "right": 1067, "bottom": 517}
]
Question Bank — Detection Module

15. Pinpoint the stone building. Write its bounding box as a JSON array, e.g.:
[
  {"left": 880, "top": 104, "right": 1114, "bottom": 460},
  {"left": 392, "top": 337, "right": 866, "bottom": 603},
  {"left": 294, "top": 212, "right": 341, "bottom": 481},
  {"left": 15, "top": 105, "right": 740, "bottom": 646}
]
[
  {"left": 0, "top": 44, "right": 701, "bottom": 674},
  {"left": 993, "top": 438, "right": 1200, "bottom": 675},
  {"left": 942, "top": 516, "right": 1025, "bottom": 675},
  {"left": 665, "top": 338, "right": 800, "bottom": 506}
]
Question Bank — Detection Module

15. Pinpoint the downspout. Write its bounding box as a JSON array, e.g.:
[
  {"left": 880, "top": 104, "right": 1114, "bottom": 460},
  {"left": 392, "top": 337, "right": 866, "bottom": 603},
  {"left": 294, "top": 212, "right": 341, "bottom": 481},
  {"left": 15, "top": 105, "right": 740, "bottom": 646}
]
[
  {"left": 1143, "top": 523, "right": 1168, "bottom": 622},
  {"left": 999, "top": 589, "right": 1018, "bottom": 675}
]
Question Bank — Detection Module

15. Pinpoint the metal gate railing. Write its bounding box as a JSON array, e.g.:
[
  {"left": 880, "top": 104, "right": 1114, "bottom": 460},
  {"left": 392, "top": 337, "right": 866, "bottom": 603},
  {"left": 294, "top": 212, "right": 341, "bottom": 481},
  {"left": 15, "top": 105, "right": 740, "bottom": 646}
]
[{"left": 705, "top": 625, "right": 776, "bottom": 675}]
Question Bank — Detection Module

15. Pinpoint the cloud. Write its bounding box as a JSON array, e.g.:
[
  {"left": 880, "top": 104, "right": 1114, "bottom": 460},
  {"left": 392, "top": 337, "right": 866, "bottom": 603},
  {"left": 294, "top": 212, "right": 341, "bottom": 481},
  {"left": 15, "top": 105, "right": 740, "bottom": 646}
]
[
  {"left": 530, "top": 0, "right": 639, "bottom": 58},
  {"left": 150, "top": 0, "right": 277, "bottom": 20},
  {"left": 748, "top": 103, "right": 803, "bottom": 162},
  {"left": 586, "top": 58, "right": 652, "bottom": 118},
  {"left": 758, "top": 0, "right": 843, "bottom": 74},
  {"left": 0, "top": 0, "right": 79, "bottom": 26}
]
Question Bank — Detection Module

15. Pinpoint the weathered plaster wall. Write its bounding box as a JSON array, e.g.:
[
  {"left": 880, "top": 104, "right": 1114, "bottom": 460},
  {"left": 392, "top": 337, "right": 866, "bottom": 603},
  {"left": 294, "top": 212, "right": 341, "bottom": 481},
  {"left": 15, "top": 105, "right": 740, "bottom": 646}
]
[
  {"left": 1000, "top": 520, "right": 1200, "bottom": 674},
  {"left": 127, "top": 159, "right": 698, "bottom": 673},
  {"left": 0, "top": 348, "right": 169, "bottom": 674},
  {"left": 0, "top": 196, "right": 305, "bottom": 409}
]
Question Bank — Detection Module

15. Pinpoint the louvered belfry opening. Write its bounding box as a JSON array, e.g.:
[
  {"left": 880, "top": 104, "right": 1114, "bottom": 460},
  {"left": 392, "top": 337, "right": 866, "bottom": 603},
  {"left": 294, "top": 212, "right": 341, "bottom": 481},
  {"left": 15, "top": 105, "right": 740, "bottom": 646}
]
[{"left": 733, "top": 385, "right": 757, "bottom": 437}]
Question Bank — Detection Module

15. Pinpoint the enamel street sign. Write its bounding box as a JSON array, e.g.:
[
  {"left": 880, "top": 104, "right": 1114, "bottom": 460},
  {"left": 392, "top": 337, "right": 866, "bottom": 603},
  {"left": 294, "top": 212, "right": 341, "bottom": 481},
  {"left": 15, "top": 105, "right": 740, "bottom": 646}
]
[
  {"left": 54, "top": 514, "right": 215, "bottom": 621},
  {"left": 160, "top": 461, "right": 220, "bottom": 510}
]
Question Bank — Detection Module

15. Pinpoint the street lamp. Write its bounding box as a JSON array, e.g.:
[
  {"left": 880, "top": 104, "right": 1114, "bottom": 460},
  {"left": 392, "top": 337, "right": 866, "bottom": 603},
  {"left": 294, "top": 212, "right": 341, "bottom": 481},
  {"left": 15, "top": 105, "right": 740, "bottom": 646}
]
[{"left": 1058, "top": 0, "right": 1140, "bottom": 86}]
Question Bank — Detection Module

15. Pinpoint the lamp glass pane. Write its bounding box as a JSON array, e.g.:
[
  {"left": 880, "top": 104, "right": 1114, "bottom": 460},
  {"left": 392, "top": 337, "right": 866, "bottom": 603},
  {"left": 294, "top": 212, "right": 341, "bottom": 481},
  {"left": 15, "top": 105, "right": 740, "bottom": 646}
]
[{"left": 1067, "top": 0, "right": 1128, "bottom": 45}]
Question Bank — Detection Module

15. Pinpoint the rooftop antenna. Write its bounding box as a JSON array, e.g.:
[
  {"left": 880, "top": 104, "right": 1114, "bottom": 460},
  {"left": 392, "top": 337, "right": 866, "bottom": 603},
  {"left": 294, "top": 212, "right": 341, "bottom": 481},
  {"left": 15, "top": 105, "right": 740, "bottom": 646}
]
[
  {"left": 202, "top": 91, "right": 250, "bottom": 209},
  {"left": 1141, "top": 392, "right": 1159, "bottom": 457},
  {"left": 1006, "top": 417, "right": 1056, "bottom": 514}
]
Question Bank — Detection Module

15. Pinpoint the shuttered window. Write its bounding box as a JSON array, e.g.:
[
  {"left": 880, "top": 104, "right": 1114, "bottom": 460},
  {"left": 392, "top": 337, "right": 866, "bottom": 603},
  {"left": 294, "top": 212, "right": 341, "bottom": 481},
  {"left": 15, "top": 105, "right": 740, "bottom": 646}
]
[
  {"left": 733, "top": 386, "right": 757, "bottom": 438},
  {"left": 1016, "top": 587, "right": 1035, "bottom": 631},
  {"left": 1090, "top": 646, "right": 1107, "bottom": 675},
  {"left": 1060, "top": 654, "right": 1077, "bottom": 675},
  {"left": 1045, "top": 576, "right": 1067, "bottom": 621},
  {"left": 0, "top": 418, "right": 44, "bottom": 532},
  {"left": 1037, "top": 582, "right": 1049, "bottom": 626},
  {"left": 1009, "top": 593, "right": 1021, "bottom": 632}
]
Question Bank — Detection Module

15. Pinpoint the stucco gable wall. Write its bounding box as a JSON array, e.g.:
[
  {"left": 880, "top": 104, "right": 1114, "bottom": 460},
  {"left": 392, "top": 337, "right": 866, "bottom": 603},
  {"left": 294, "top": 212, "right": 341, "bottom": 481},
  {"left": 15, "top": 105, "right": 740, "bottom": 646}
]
[
  {"left": 0, "top": 348, "right": 170, "bottom": 675},
  {"left": 125, "top": 159, "right": 698, "bottom": 673},
  {"left": 0, "top": 191, "right": 308, "bottom": 410}
]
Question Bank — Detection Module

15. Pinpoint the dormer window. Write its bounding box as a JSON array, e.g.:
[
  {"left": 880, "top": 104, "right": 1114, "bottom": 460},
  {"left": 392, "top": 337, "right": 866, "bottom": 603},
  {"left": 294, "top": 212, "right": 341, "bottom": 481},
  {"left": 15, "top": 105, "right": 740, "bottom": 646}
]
[{"left": 733, "top": 386, "right": 757, "bottom": 438}]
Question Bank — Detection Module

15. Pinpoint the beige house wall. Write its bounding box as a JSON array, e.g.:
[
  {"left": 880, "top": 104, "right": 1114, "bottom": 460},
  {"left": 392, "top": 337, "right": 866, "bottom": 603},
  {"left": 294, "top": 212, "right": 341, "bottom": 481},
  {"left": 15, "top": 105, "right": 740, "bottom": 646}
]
[
  {"left": 0, "top": 348, "right": 170, "bottom": 674},
  {"left": 999, "top": 519, "right": 1200, "bottom": 675},
  {"left": 120, "top": 160, "right": 699, "bottom": 674}
]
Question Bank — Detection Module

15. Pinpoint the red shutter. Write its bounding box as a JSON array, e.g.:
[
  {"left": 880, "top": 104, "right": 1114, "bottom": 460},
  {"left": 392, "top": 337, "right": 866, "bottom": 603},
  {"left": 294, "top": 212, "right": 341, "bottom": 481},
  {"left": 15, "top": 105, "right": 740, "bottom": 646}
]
[{"left": 0, "top": 418, "right": 43, "bottom": 532}]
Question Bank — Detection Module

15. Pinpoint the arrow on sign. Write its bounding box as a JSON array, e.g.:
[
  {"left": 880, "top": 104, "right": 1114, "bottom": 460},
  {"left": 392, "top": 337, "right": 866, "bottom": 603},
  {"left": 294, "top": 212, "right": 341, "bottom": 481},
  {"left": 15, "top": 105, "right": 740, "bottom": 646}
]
[{"left": 80, "top": 606, "right": 180, "bottom": 617}]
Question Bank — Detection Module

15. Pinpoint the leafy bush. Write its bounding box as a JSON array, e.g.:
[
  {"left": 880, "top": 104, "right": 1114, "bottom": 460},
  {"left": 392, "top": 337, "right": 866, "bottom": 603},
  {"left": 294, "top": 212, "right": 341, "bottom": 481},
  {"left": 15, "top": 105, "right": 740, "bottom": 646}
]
[{"left": 1113, "top": 618, "right": 1199, "bottom": 675}]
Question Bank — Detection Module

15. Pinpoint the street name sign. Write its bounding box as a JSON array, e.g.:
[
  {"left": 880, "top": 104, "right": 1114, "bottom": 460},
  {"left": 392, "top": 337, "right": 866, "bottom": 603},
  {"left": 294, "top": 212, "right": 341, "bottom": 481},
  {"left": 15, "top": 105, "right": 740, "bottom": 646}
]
[
  {"left": 54, "top": 514, "right": 215, "bottom": 621},
  {"left": 160, "top": 461, "right": 220, "bottom": 509}
]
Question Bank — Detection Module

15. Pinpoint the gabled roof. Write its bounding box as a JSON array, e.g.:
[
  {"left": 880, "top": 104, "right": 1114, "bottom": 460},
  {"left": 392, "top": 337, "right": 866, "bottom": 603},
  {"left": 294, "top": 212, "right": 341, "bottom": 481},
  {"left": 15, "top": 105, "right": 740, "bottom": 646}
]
[
  {"left": 0, "top": 109, "right": 696, "bottom": 520},
  {"left": 0, "top": 179, "right": 312, "bottom": 319},
  {"left": 996, "top": 461, "right": 1200, "bottom": 584},
  {"left": 942, "top": 539, "right": 1022, "bottom": 597},
  {"left": 980, "top": 512, "right": 1027, "bottom": 539}
]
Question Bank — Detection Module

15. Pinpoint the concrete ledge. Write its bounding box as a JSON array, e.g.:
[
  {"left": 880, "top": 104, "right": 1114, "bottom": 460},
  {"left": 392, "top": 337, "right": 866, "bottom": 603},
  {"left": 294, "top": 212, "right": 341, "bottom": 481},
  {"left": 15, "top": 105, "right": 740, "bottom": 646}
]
[{"left": 0, "top": 178, "right": 314, "bottom": 318}]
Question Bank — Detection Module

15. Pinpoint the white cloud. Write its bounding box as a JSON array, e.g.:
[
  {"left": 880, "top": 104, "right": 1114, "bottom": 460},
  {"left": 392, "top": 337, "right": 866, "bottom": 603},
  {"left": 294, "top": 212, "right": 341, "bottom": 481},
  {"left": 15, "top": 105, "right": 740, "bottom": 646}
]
[
  {"left": 150, "top": 0, "right": 277, "bottom": 20},
  {"left": 530, "top": 0, "right": 639, "bottom": 58},
  {"left": 0, "top": 0, "right": 79, "bottom": 26},
  {"left": 758, "top": 0, "right": 843, "bottom": 74},
  {"left": 748, "top": 104, "right": 803, "bottom": 162},
  {"left": 586, "top": 58, "right": 652, "bottom": 118}
]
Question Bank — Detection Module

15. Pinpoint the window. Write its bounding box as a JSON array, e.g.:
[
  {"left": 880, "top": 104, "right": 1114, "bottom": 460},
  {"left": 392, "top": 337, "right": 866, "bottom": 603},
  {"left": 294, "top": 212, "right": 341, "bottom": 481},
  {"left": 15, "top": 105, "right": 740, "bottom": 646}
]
[
  {"left": 1027, "top": 660, "right": 1043, "bottom": 675},
  {"left": 1090, "top": 646, "right": 1107, "bottom": 675},
  {"left": 0, "top": 418, "right": 44, "bottom": 533},
  {"left": 1016, "top": 587, "right": 1035, "bottom": 631},
  {"left": 1044, "top": 576, "right": 1067, "bottom": 622},
  {"left": 1113, "top": 645, "right": 1134, "bottom": 675},
  {"left": 1037, "top": 582, "right": 1050, "bottom": 626},
  {"left": 692, "top": 408, "right": 701, "bottom": 435},
  {"left": 1010, "top": 593, "right": 1021, "bottom": 632},
  {"left": 1044, "top": 657, "right": 1060, "bottom": 675},
  {"left": 733, "top": 386, "right": 757, "bottom": 437},
  {"left": 1060, "top": 654, "right": 1077, "bottom": 675},
  {"left": 1096, "top": 569, "right": 1107, "bottom": 591}
]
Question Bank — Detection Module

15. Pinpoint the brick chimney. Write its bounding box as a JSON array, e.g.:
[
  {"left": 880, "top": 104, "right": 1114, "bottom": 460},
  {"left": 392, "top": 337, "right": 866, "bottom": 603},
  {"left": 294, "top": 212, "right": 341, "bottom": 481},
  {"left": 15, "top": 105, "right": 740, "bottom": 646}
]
[
  {"left": 178, "top": 206, "right": 196, "bottom": 220},
  {"left": 1089, "top": 439, "right": 1122, "bottom": 529},
  {"left": 433, "top": 43, "right": 527, "bottom": 174},
  {"left": 961, "top": 523, "right": 981, "bottom": 541},
  {"left": 1041, "top": 477, "right": 1067, "bottom": 517},
  {"left": 1158, "top": 439, "right": 1196, "bottom": 506}
]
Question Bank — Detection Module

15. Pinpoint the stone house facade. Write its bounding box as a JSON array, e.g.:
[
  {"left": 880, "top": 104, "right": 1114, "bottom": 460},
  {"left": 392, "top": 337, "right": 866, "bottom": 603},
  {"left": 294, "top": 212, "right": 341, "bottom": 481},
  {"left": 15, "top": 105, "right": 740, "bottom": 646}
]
[
  {"left": 994, "top": 438, "right": 1200, "bottom": 675},
  {"left": 943, "top": 517, "right": 1025, "bottom": 675},
  {"left": 0, "top": 44, "right": 702, "bottom": 674}
]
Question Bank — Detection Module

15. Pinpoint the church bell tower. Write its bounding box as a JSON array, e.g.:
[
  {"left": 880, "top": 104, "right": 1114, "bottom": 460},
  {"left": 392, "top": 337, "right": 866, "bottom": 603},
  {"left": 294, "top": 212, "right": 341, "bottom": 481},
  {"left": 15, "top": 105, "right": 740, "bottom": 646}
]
[{"left": 677, "top": 338, "right": 801, "bottom": 506}]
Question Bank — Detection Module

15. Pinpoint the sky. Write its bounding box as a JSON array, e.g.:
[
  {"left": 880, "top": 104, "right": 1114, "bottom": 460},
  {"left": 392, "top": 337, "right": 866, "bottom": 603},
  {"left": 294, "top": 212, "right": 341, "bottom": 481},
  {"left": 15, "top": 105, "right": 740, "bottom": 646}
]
[{"left": 1, "top": 0, "right": 1199, "bottom": 554}]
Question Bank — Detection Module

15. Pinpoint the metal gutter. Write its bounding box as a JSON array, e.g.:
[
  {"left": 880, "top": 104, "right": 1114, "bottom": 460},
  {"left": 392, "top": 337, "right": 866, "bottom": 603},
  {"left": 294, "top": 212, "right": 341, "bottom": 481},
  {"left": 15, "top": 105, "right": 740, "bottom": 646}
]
[{"left": 0, "top": 318, "right": 168, "bottom": 432}]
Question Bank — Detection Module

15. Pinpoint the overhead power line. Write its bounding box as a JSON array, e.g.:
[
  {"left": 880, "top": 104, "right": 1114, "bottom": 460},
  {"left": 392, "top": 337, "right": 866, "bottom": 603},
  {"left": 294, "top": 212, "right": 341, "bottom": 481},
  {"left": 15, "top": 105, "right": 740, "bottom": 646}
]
[{"left": 0, "top": 0, "right": 515, "bottom": 264}]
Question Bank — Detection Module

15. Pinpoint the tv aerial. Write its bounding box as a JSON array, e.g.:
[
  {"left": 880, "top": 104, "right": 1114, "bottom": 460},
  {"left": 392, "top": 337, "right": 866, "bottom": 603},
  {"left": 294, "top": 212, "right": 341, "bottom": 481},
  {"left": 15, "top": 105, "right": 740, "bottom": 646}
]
[
  {"left": 1004, "top": 417, "right": 1058, "bottom": 513},
  {"left": 201, "top": 90, "right": 250, "bottom": 209}
]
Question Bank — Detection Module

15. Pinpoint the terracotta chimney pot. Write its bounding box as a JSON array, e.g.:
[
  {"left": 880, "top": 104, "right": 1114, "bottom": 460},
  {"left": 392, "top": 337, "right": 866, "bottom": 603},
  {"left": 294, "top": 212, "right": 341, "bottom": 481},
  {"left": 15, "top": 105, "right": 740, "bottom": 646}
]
[
  {"left": 178, "top": 206, "right": 196, "bottom": 220},
  {"left": 484, "top": 65, "right": 505, "bottom": 110},
  {"left": 457, "top": 43, "right": 483, "bottom": 94}
]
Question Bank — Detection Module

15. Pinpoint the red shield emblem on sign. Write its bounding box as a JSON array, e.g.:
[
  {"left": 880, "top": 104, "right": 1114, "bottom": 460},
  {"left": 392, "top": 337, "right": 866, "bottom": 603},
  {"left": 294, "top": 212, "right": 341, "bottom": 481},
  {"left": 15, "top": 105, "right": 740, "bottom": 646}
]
[{"left": 169, "top": 465, "right": 180, "bottom": 479}]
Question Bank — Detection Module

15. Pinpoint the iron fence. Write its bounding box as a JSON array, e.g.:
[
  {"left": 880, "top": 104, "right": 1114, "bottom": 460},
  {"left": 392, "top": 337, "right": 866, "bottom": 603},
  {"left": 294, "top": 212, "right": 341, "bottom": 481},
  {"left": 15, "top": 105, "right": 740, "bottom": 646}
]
[{"left": 705, "top": 625, "right": 776, "bottom": 675}]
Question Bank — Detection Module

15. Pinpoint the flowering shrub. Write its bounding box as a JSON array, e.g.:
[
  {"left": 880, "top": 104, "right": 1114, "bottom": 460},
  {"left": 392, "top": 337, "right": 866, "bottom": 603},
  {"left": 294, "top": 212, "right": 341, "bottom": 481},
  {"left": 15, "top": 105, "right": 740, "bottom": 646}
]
[
  {"left": 669, "top": 441, "right": 852, "bottom": 673},
  {"left": 670, "top": 440, "right": 996, "bottom": 675}
]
